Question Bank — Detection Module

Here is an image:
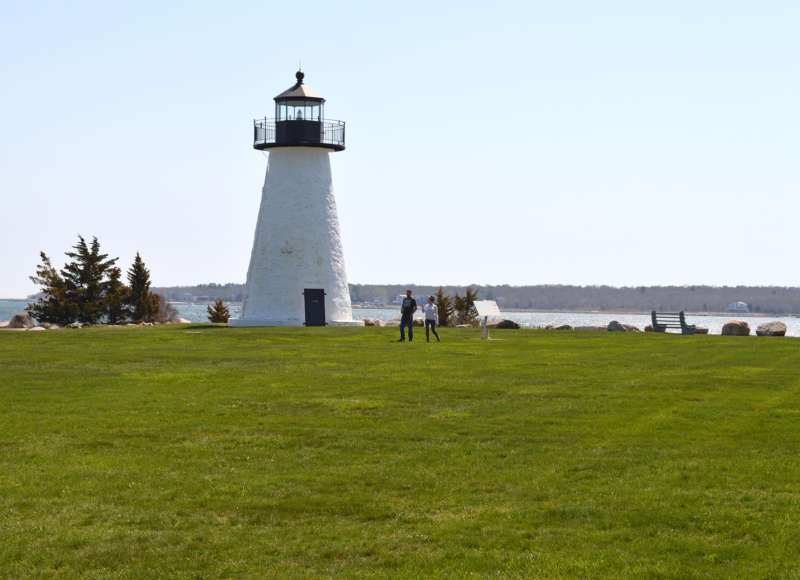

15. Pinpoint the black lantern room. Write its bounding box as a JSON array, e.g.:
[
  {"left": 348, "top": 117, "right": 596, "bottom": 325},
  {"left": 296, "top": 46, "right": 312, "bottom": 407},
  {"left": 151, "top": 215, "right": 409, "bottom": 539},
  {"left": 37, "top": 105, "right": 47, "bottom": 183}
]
[{"left": 253, "top": 71, "right": 345, "bottom": 152}]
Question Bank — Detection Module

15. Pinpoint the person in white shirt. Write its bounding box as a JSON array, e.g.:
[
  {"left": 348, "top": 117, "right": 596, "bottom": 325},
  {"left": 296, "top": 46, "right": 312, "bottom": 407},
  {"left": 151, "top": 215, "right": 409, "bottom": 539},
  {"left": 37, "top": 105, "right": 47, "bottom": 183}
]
[{"left": 423, "top": 296, "right": 440, "bottom": 342}]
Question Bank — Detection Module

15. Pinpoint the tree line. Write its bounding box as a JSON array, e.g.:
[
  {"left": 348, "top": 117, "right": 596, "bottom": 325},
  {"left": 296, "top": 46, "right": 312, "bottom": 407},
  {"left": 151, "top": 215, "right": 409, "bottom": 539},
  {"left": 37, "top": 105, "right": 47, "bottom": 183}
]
[
  {"left": 350, "top": 284, "right": 800, "bottom": 314},
  {"left": 27, "top": 235, "right": 170, "bottom": 325},
  {"left": 146, "top": 282, "right": 800, "bottom": 315}
]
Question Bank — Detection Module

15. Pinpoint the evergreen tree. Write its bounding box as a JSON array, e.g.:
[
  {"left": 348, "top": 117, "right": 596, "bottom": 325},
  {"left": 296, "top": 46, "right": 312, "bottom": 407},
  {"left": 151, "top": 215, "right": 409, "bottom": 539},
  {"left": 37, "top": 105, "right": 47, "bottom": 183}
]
[
  {"left": 61, "top": 235, "right": 118, "bottom": 324},
  {"left": 105, "top": 267, "right": 129, "bottom": 324},
  {"left": 126, "top": 253, "right": 160, "bottom": 322},
  {"left": 435, "top": 287, "right": 454, "bottom": 327},
  {"left": 454, "top": 287, "right": 479, "bottom": 325},
  {"left": 454, "top": 293, "right": 465, "bottom": 323},
  {"left": 207, "top": 299, "right": 230, "bottom": 323},
  {"left": 27, "top": 252, "right": 78, "bottom": 324}
]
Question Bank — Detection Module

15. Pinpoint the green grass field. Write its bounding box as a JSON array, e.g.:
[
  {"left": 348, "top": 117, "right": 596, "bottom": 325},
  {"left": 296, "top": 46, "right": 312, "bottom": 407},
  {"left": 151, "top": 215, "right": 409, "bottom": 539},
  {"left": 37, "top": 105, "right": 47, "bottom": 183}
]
[{"left": 1, "top": 325, "right": 799, "bottom": 578}]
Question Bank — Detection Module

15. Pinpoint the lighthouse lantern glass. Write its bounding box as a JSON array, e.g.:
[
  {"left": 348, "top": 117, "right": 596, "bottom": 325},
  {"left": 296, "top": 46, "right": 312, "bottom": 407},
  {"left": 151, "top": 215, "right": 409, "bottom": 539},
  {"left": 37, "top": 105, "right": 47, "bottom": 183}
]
[{"left": 276, "top": 100, "right": 323, "bottom": 122}]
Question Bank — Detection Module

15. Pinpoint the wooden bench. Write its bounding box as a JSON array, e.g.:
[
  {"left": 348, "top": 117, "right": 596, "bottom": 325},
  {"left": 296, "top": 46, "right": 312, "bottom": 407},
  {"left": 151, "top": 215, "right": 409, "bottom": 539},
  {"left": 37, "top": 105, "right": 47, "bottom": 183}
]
[{"left": 651, "top": 311, "right": 696, "bottom": 335}]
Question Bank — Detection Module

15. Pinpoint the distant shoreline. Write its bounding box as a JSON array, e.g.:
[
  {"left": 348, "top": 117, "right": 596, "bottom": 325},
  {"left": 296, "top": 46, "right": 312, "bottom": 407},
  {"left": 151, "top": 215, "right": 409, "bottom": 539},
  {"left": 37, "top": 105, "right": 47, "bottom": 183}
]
[{"left": 352, "top": 304, "right": 797, "bottom": 318}]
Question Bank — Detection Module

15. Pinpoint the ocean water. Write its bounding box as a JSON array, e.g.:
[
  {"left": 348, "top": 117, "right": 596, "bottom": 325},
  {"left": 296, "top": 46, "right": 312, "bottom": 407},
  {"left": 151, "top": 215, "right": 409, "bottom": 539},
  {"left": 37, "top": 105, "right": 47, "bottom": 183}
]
[
  {"left": 170, "top": 302, "right": 241, "bottom": 321},
  {"left": 2, "top": 299, "right": 799, "bottom": 335}
]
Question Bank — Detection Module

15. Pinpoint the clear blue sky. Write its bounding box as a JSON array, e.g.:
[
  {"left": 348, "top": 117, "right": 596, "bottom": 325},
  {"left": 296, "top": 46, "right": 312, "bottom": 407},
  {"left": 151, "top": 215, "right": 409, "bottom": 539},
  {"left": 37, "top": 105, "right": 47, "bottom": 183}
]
[{"left": 2, "top": 0, "right": 798, "bottom": 298}]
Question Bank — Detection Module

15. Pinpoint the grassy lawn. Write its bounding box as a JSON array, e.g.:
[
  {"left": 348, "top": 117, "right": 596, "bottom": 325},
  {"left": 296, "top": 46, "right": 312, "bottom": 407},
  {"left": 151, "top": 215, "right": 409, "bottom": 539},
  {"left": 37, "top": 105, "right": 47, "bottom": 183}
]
[{"left": 1, "top": 325, "right": 799, "bottom": 578}]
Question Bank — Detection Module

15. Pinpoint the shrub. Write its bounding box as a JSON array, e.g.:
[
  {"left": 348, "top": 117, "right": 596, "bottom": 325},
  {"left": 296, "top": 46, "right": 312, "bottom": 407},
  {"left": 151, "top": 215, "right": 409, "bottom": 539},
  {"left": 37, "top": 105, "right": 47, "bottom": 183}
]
[
  {"left": 207, "top": 299, "right": 230, "bottom": 323},
  {"left": 153, "top": 293, "right": 178, "bottom": 323}
]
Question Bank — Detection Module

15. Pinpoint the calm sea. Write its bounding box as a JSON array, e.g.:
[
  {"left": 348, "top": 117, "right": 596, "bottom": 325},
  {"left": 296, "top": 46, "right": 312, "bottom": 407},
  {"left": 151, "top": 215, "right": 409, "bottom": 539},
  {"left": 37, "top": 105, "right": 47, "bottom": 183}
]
[{"left": 2, "top": 300, "right": 798, "bottom": 336}]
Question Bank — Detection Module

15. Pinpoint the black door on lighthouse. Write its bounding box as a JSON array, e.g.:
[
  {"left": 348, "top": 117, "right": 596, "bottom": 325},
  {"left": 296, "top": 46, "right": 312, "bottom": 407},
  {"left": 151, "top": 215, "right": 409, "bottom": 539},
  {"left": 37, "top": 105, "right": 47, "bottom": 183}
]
[{"left": 303, "top": 289, "right": 326, "bottom": 326}]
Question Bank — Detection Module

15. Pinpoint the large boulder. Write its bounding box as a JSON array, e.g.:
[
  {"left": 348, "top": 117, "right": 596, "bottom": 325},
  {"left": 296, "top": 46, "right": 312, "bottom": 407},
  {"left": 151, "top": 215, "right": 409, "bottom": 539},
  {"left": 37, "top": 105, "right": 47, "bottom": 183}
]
[
  {"left": 574, "top": 325, "right": 607, "bottom": 331},
  {"left": 362, "top": 318, "right": 375, "bottom": 327},
  {"left": 374, "top": 319, "right": 386, "bottom": 327},
  {"left": 608, "top": 320, "right": 641, "bottom": 332},
  {"left": 173, "top": 317, "right": 191, "bottom": 324},
  {"left": 722, "top": 320, "right": 750, "bottom": 336},
  {"left": 455, "top": 324, "right": 473, "bottom": 328},
  {"left": 545, "top": 323, "right": 572, "bottom": 330},
  {"left": 8, "top": 312, "right": 35, "bottom": 329},
  {"left": 28, "top": 326, "right": 46, "bottom": 331},
  {"left": 756, "top": 321, "right": 787, "bottom": 336},
  {"left": 488, "top": 319, "right": 521, "bottom": 329},
  {"left": 413, "top": 318, "right": 424, "bottom": 327},
  {"left": 385, "top": 318, "right": 401, "bottom": 327}
]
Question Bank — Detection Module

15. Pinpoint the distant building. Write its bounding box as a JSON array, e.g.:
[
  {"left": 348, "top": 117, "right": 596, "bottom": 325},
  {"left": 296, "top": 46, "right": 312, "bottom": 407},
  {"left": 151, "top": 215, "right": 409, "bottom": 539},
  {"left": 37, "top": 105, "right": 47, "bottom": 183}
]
[{"left": 728, "top": 301, "right": 749, "bottom": 313}]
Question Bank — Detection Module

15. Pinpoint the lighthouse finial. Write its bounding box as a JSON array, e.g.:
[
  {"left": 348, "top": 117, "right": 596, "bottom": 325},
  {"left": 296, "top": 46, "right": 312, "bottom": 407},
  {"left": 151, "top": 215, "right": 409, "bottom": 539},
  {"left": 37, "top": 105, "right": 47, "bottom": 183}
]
[{"left": 295, "top": 69, "right": 304, "bottom": 84}]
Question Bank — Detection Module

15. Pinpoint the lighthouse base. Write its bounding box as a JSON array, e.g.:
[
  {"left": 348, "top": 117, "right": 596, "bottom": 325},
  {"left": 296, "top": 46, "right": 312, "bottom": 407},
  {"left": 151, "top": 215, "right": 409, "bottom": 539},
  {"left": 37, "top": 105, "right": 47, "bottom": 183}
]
[
  {"left": 237, "top": 148, "right": 358, "bottom": 326},
  {"left": 229, "top": 318, "right": 364, "bottom": 327}
]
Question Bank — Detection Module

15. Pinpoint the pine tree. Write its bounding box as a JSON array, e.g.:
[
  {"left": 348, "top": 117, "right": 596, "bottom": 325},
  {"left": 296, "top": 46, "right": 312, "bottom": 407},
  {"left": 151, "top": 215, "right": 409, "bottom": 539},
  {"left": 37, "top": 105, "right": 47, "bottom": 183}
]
[
  {"left": 207, "top": 299, "right": 230, "bottom": 323},
  {"left": 454, "top": 293, "right": 465, "bottom": 323},
  {"left": 126, "top": 253, "right": 159, "bottom": 322},
  {"left": 61, "top": 235, "right": 118, "bottom": 324},
  {"left": 454, "top": 287, "right": 479, "bottom": 325},
  {"left": 27, "top": 252, "right": 78, "bottom": 324},
  {"left": 105, "top": 266, "right": 128, "bottom": 324},
  {"left": 435, "top": 287, "right": 454, "bottom": 327}
]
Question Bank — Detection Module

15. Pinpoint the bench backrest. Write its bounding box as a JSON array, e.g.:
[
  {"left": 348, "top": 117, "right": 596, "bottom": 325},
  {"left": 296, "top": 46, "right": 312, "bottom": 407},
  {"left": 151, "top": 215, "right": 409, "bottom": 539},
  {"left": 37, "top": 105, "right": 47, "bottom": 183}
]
[
  {"left": 651, "top": 310, "right": 696, "bottom": 335},
  {"left": 651, "top": 311, "right": 687, "bottom": 327}
]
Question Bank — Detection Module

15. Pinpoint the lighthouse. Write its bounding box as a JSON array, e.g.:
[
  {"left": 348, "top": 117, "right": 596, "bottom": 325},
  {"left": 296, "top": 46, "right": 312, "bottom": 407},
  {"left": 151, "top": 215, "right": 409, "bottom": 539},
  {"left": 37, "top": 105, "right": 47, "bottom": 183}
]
[{"left": 230, "top": 71, "right": 361, "bottom": 327}]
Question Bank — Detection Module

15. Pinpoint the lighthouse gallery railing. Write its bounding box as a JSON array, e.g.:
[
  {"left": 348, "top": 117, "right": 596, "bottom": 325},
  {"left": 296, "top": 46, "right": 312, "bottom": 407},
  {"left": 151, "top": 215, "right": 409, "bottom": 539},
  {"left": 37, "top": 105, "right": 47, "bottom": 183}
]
[{"left": 253, "top": 118, "right": 345, "bottom": 149}]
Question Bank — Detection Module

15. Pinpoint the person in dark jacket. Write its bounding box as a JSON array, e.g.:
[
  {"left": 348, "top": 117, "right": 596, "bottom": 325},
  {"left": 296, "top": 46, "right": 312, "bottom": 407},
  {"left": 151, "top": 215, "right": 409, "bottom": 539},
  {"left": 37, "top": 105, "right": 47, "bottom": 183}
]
[{"left": 399, "top": 289, "right": 417, "bottom": 342}]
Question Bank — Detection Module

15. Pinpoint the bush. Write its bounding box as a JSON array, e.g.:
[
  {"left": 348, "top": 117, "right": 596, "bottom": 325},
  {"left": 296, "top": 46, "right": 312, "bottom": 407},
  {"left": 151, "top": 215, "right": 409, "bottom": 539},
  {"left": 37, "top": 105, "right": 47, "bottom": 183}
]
[
  {"left": 207, "top": 300, "right": 230, "bottom": 323},
  {"left": 153, "top": 293, "right": 178, "bottom": 323}
]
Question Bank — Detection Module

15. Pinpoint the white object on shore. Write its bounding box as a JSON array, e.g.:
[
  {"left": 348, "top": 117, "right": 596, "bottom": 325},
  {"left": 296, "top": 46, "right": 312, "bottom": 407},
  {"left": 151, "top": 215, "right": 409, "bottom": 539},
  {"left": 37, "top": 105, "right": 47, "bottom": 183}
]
[{"left": 474, "top": 300, "right": 502, "bottom": 340}]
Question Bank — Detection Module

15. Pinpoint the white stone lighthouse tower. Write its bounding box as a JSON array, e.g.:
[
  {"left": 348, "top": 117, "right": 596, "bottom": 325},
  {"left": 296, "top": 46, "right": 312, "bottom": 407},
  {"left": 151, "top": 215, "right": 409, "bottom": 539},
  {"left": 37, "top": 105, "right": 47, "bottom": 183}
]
[{"left": 230, "top": 71, "right": 361, "bottom": 327}]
